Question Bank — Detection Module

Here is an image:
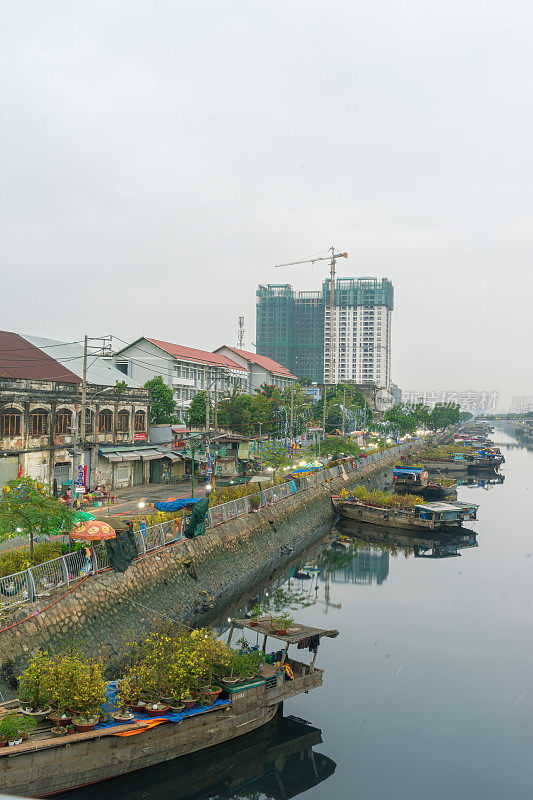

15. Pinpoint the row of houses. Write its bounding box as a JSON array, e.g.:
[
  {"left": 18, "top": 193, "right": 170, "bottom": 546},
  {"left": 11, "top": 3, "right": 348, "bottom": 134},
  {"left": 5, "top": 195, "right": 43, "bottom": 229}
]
[{"left": 0, "top": 331, "right": 297, "bottom": 491}]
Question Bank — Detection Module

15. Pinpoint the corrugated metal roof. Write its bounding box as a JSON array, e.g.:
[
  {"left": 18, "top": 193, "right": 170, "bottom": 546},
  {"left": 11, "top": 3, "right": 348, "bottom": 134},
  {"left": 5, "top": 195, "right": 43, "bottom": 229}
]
[
  {"left": 0, "top": 331, "right": 81, "bottom": 383},
  {"left": 216, "top": 346, "right": 297, "bottom": 379},
  {"left": 24, "top": 336, "right": 140, "bottom": 388},
  {"left": 144, "top": 338, "right": 247, "bottom": 371}
]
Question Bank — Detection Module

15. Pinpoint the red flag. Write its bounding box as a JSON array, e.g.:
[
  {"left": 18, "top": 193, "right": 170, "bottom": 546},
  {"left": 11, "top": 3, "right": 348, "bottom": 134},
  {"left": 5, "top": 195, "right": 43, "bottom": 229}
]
[{"left": 17, "top": 464, "right": 23, "bottom": 477}]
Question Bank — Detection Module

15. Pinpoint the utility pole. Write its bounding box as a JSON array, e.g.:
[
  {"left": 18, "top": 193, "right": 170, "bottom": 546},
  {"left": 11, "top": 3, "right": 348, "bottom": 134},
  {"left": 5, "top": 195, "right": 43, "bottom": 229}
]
[
  {"left": 289, "top": 387, "right": 294, "bottom": 442},
  {"left": 342, "top": 388, "right": 346, "bottom": 436},
  {"left": 322, "top": 386, "right": 327, "bottom": 438},
  {"left": 205, "top": 366, "right": 210, "bottom": 430},
  {"left": 80, "top": 335, "right": 88, "bottom": 441},
  {"left": 213, "top": 380, "right": 218, "bottom": 432}
]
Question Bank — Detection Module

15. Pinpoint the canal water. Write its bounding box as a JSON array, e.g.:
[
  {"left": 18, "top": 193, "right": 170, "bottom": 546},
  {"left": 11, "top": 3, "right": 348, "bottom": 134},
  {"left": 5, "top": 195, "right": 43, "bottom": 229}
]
[{"left": 64, "top": 427, "right": 533, "bottom": 800}]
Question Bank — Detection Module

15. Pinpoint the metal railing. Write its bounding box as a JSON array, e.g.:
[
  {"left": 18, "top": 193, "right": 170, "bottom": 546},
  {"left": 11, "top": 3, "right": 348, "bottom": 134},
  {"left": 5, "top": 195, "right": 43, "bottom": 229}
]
[{"left": 0, "top": 440, "right": 416, "bottom": 613}]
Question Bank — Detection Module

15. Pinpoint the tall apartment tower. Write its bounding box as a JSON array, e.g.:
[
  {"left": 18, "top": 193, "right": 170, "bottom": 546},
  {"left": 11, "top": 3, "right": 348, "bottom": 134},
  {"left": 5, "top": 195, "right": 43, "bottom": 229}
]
[
  {"left": 256, "top": 277, "right": 393, "bottom": 387},
  {"left": 324, "top": 277, "right": 393, "bottom": 387}
]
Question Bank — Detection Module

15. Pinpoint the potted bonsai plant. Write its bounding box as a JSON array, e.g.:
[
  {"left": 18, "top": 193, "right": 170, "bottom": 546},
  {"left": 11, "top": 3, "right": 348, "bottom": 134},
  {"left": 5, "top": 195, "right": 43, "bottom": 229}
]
[
  {"left": 18, "top": 651, "right": 53, "bottom": 723},
  {"left": 0, "top": 714, "right": 35, "bottom": 746}
]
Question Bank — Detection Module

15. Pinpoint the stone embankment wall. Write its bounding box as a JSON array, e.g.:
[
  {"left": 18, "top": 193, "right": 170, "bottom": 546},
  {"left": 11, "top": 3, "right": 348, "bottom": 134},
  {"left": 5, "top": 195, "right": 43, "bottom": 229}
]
[{"left": 0, "top": 450, "right": 403, "bottom": 691}]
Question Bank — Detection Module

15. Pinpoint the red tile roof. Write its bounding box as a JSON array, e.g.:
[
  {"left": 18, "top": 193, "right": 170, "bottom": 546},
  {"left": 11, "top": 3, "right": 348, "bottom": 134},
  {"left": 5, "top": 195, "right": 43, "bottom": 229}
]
[
  {"left": 0, "top": 331, "right": 81, "bottom": 383},
  {"left": 218, "top": 347, "right": 297, "bottom": 379},
  {"left": 146, "top": 339, "right": 247, "bottom": 371}
]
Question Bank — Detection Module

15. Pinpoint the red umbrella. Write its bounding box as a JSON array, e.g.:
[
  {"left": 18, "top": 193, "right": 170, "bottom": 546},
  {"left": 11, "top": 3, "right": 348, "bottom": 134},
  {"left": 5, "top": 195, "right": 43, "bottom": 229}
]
[{"left": 70, "top": 520, "right": 117, "bottom": 541}]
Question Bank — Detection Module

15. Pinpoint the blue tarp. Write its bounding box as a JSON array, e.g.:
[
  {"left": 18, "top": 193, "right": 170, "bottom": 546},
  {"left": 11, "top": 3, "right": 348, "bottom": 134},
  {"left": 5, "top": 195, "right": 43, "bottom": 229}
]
[
  {"left": 152, "top": 497, "right": 202, "bottom": 512},
  {"left": 393, "top": 467, "right": 424, "bottom": 475},
  {"left": 96, "top": 681, "right": 229, "bottom": 730}
]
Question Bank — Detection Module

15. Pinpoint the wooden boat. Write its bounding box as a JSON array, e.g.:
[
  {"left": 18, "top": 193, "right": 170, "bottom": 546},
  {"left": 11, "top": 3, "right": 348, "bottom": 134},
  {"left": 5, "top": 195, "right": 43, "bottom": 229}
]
[
  {"left": 0, "top": 620, "right": 338, "bottom": 797},
  {"left": 392, "top": 466, "right": 429, "bottom": 493},
  {"left": 331, "top": 495, "right": 478, "bottom": 531},
  {"left": 57, "top": 711, "right": 336, "bottom": 800},
  {"left": 421, "top": 479, "right": 457, "bottom": 499}
]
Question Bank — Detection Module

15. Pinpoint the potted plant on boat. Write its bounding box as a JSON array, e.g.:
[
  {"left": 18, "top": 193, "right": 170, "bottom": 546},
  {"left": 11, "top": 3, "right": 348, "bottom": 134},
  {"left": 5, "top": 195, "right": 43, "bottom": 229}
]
[
  {"left": 114, "top": 679, "right": 136, "bottom": 723},
  {"left": 69, "top": 662, "right": 107, "bottom": 732},
  {"left": 0, "top": 714, "right": 35, "bottom": 746},
  {"left": 249, "top": 604, "right": 262, "bottom": 627},
  {"left": 18, "top": 651, "right": 53, "bottom": 723}
]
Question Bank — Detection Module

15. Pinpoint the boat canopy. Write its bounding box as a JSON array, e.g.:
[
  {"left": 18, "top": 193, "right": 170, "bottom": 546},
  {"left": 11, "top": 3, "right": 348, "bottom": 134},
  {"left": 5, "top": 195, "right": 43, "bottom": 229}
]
[
  {"left": 228, "top": 618, "right": 339, "bottom": 645},
  {"left": 393, "top": 467, "right": 425, "bottom": 475}
]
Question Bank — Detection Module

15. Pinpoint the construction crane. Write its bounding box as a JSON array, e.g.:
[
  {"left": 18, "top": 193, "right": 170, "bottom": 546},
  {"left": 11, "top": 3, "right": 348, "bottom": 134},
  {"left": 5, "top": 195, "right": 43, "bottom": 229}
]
[{"left": 275, "top": 247, "right": 348, "bottom": 385}]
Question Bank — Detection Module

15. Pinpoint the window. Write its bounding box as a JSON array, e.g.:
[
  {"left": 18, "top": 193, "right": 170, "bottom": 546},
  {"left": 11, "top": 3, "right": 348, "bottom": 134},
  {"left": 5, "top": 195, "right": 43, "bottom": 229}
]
[
  {"left": 30, "top": 409, "right": 49, "bottom": 436},
  {"left": 1, "top": 409, "right": 21, "bottom": 436},
  {"left": 134, "top": 410, "right": 146, "bottom": 432},
  {"left": 54, "top": 409, "right": 72, "bottom": 435},
  {"left": 99, "top": 409, "right": 113, "bottom": 433},
  {"left": 116, "top": 362, "right": 129, "bottom": 376},
  {"left": 117, "top": 410, "right": 129, "bottom": 432},
  {"left": 79, "top": 408, "right": 94, "bottom": 433}
]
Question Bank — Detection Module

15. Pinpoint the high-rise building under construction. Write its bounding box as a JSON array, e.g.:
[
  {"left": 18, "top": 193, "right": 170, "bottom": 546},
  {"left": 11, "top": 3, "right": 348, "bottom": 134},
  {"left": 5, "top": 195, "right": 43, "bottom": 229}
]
[{"left": 256, "top": 277, "right": 394, "bottom": 387}]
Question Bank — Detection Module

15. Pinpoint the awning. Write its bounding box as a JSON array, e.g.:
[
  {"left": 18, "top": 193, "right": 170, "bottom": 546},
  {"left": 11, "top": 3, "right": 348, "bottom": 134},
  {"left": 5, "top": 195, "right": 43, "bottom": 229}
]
[
  {"left": 106, "top": 453, "right": 124, "bottom": 462},
  {"left": 137, "top": 449, "right": 164, "bottom": 461},
  {"left": 162, "top": 451, "right": 182, "bottom": 462}
]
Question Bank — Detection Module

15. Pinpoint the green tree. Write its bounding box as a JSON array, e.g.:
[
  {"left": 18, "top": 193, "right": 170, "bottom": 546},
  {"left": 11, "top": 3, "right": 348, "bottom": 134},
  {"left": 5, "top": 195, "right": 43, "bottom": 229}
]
[
  {"left": 0, "top": 477, "right": 76, "bottom": 557},
  {"left": 384, "top": 404, "right": 419, "bottom": 434},
  {"left": 144, "top": 376, "right": 177, "bottom": 425},
  {"left": 187, "top": 391, "right": 208, "bottom": 428},
  {"left": 320, "top": 436, "right": 361, "bottom": 459},
  {"left": 428, "top": 403, "right": 461, "bottom": 429}
]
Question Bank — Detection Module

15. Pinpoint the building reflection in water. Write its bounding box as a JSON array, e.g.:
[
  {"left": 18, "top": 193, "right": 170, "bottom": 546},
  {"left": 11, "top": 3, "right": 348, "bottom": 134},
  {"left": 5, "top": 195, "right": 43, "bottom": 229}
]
[
  {"left": 58, "top": 711, "right": 336, "bottom": 800},
  {"left": 325, "top": 546, "right": 390, "bottom": 585}
]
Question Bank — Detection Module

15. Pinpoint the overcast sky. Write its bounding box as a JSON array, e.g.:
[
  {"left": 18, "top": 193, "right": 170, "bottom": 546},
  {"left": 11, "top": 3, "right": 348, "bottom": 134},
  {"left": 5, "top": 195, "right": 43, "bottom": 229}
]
[{"left": 1, "top": 0, "right": 532, "bottom": 406}]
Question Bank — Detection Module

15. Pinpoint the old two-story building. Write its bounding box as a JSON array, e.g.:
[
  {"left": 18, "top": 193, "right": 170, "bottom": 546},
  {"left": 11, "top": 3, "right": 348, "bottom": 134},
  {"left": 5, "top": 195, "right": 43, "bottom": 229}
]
[
  {"left": 0, "top": 332, "right": 154, "bottom": 490},
  {"left": 113, "top": 338, "right": 250, "bottom": 424},
  {"left": 213, "top": 346, "right": 297, "bottom": 392},
  {"left": 113, "top": 338, "right": 298, "bottom": 424}
]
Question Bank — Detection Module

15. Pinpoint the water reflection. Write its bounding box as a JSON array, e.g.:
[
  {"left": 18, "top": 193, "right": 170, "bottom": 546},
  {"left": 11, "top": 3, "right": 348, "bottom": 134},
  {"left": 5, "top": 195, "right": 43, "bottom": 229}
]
[
  {"left": 59, "top": 712, "right": 336, "bottom": 800},
  {"left": 458, "top": 473, "right": 505, "bottom": 489}
]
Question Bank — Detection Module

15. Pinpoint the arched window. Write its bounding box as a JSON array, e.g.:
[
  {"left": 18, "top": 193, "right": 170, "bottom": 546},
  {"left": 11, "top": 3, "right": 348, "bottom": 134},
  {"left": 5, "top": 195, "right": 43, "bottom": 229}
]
[
  {"left": 30, "top": 409, "right": 49, "bottom": 437},
  {"left": 117, "top": 410, "right": 129, "bottom": 432},
  {"left": 54, "top": 409, "right": 72, "bottom": 435},
  {"left": 98, "top": 409, "right": 113, "bottom": 433},
  {"left": 1, "top": 409, "right": 21, "bottom": 437},
  {"left": 78, "top": 408, "right": 94, "bottom": 433},
  {"left": 134, "top": 410, "right": 146, "bottom": 432}
]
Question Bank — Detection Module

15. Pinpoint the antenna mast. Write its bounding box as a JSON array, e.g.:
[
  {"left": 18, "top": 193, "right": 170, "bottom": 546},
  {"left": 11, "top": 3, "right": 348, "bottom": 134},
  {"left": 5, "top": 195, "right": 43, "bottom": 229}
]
[{"left": 237, "top": 316, "right": 245, "bottom": 349}]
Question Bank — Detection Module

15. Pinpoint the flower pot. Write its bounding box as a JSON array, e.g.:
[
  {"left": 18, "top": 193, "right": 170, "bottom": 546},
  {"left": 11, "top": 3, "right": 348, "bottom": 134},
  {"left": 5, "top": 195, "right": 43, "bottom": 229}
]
[
  {"left": 131, "top": 702, "right": 146, "bottom": 714},
  {"left": 250, "top": 621, "right": 259, "bottom": 628},
  {"left": 244, "top": 673, "right": 257, "bottom": 683},
  {"left": 169, "top": 704, "right": 185, "bottom": 714},
  {"left": 203, "top": 687, "right": 222, "bottom": 704},
  {"left": 275, "top": 628, "right": 287, "bottom": 636},
  {"left": 222, "top": 676, "right": 238, "bottom": 687},
  {"left": 8, "top": 739, "right": 22, "bottom": 747},
  {"left": 0, "top": 738, "right": 7, "bottom": 748},
  {"left": 159, "top": 696, "right": 176, "bottom": 707},
  {"left": 182, "top": 696, "right": 197, "bottom": 710},
  {"left": 21, "top": 706, "right": 52, "bottom": 724},
  {"left": 50, "top": 727, "right": 68, "bottom": 737},
  {"left": 112, "top": 712, "right": 135, "bottom": 724},
  {"left": 19, "top": 731, "right": 29, "bottom": 742},
  {"left": 73, "top": 717, "right": 97, "bottom": 733},
  {"left": 50, "top": 714, "right": 73, "bottom": 727},
  {"left": 144, "top": 703, "right": 169, "bottom": 717}
]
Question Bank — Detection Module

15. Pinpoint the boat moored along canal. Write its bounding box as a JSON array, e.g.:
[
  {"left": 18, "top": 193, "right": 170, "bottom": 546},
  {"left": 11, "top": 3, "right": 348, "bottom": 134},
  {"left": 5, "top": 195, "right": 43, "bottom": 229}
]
[
  {"left": 332, "top": 495, "right": 478, "bottom": 531},
  {"left": 0, "top": 620, "right": 338, "bottom": 798}
]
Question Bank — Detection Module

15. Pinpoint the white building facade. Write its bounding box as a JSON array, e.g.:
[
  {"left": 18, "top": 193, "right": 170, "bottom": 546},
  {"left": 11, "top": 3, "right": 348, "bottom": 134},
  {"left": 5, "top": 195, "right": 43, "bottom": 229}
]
[
  {"left": 114, "top": 338, "right": 249, "bottom": 424},
  {"left": 323, "top": 277, "right": 393, "bottom": 388}
]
